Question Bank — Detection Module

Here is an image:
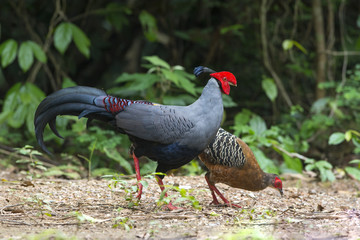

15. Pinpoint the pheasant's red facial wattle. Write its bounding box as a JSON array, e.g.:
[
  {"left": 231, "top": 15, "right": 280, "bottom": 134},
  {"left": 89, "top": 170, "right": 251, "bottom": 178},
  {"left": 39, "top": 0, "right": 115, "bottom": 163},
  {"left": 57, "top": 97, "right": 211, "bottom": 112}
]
[
  {"left": 210, "top": 71, "right": 237, "bottom": 95},
  {"left": 274, "top": 177, "right": 283, "bottom": 196}
]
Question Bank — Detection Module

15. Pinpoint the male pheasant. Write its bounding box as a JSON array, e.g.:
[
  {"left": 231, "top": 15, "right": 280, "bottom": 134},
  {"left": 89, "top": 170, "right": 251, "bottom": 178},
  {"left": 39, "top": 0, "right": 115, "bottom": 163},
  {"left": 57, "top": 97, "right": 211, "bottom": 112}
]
[{"left": 34, "top": 67, "right": 237, "bottom": 210}]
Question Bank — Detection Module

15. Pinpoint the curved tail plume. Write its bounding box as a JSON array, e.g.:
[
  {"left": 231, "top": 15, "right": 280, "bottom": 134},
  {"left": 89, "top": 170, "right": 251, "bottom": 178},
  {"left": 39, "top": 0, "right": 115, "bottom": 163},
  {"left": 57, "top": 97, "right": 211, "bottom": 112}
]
[{"left": 34, "top": 86, "right": 113, "bottom": 154}]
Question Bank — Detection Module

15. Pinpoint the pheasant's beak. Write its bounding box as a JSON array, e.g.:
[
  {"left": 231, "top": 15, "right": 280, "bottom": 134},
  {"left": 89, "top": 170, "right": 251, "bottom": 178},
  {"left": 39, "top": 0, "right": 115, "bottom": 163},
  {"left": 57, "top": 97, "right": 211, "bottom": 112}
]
[
  {"left": 279, "top": 189, "right": 283, "bottom": 197},
  {"left": 229, "top": 81, "right": 237, "bottom": 87}
]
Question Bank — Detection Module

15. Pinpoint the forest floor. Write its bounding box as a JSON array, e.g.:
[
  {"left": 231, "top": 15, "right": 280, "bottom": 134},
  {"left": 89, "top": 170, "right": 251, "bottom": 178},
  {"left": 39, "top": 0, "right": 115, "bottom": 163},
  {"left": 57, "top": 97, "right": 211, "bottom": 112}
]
[{"left": 0, "top": 170, "right": 360, "bottom": 240}]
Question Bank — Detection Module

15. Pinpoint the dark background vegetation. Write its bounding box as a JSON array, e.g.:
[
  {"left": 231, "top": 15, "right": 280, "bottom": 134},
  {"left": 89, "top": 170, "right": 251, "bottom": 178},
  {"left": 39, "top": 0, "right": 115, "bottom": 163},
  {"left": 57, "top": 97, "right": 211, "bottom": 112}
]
[{"left": 0, "top": 0, "right": 359, "bottom": 182}]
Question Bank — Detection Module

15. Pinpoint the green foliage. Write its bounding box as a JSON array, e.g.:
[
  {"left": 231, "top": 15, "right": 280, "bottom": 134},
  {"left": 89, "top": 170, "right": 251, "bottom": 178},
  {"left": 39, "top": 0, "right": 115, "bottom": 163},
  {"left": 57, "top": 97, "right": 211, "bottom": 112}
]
[
  {"left": 0, "top": 39, "right": 46, "bottom": 72},
  {"left": 344, "top": 159, "right": 360, "bottom": 181},
  {"left": 234, "top": 208, "right": 277, "bottom": 222},
  {"left": 0, "top": 82, "right": 45, "bottom": 134},
  {"left": 156, "top": 184, "right": 202, "bottom": 210},
  {"left": 139, "top": 11, "right": 158, "bottom": 42},
  {"left": 329, "top": 130, "right": 360, "bottom": 148},
  {"left": 231, "top": 108, "right": 338, "bottom": 181},
  {"left": 232, "top": 109, "right": 283, "bottom": 174},
  {"left": 112, "top": 216, "right": 134, "bottom": 230},
  {"left": 305, "top": 159, "right": 335, "bottom": 182},
  {"left": 329, "top": 130, "right": 360, "bottom": 180},
  {"left": 109, "top": 55, "right": 207, "bottom": 106},
  {"left": 26, "top": 194, "right": 53, "bottom": 217},
  {"left": 261, "top": 77, "right": 277, "bottom": 102},
  {"left": 54, "top": 22, "right": 91, "bottom": 58},
  {"left": 54, "top": 23, "right": 73, "bottom": 54},
  {"left": 0, "top": 39, "right": 18, "bottom": 67},
  {"left": 282, "top": 39, "right": 308, "bottom": 54},
  {"left": 102, "top": 2, "right": 132, "bottom": 31},
  {"left": 107, "top": 175, "right": 142, "bottom": 207},
  {"left": 15, "top": 145, "right": 46, "bottom": 178},
  {"left": 180, "top": 159, "right": 204, "bottom": 176}
]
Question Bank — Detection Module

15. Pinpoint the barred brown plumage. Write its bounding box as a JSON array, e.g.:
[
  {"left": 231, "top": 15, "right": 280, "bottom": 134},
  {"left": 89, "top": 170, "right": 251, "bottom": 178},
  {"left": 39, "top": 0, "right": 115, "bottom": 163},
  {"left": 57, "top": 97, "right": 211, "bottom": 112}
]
[
  {"left": 199, "top": 128, "right": 283, "bottom": 208},
  {"left": 205, "top": 128, "right": 246, "bottom": 168}
]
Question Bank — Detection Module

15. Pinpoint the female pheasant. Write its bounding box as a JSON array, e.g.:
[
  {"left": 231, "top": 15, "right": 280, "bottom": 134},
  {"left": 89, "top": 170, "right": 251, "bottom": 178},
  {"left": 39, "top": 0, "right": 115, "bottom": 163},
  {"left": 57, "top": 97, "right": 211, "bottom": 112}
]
[{"left": 199, "top": 128, "right": 283, "bottom": 208}]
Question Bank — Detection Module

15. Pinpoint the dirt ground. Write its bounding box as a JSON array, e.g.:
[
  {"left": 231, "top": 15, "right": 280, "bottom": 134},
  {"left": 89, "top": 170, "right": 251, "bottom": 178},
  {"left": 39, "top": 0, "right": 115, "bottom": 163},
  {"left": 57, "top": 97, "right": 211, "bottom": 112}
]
[{"left": 1, "top": 170, "right": 360, "bottom": 240}]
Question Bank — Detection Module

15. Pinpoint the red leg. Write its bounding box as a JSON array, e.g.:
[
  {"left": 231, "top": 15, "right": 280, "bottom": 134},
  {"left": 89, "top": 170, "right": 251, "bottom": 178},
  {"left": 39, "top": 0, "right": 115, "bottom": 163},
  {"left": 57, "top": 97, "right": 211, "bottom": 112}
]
[
  {"left": 132, "top": 153, "right": 143, "bottom": 200},
  {"left": 205, "top": 174, "right": 241, "bottom": 208},
  {"left": 155, "top": 175, "right": 178, "bottom": 210},
  {"left": 205, "top": 174, "right": 220, "bottom": 205}
]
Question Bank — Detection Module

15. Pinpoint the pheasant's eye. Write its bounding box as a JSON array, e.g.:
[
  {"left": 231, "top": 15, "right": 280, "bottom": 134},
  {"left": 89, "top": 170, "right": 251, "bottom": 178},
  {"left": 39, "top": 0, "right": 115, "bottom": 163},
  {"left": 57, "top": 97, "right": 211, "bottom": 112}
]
[{"left": 223, "top": 77, "right": 227, "bottom": 81}]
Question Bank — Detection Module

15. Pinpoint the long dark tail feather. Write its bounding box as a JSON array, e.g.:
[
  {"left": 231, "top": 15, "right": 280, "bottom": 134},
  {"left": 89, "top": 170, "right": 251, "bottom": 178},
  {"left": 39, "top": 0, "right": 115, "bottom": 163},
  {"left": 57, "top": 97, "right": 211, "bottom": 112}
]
[
  {"left": 193, "top": 66, "right": 216, "bottom": 78},
  {"left": 34, "top": 86, "right": 114, "bottom": 154}
]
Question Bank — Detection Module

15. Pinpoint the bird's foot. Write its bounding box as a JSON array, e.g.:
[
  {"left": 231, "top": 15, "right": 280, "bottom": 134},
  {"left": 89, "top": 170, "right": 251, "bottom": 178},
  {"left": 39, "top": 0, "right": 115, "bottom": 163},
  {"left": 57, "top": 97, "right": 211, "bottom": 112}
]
[
  {"left": 161, "top": 202, "right": 181, "bottom": 211},
  {"left": 225, "top": 203, "right": 242, "bottom": 208},
  {"left": 135, "top": 182, "right": 143, "bottom": 200},
  {"left": 210, "top": 199, "right": 221, "bottom": 205}
]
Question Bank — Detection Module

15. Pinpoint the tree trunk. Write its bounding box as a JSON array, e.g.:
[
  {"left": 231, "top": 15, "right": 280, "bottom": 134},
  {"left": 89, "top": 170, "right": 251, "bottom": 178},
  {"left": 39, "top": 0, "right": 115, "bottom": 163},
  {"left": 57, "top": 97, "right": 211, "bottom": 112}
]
[{"left": 312, "top": 0, "right": 327, "bottom": 99}]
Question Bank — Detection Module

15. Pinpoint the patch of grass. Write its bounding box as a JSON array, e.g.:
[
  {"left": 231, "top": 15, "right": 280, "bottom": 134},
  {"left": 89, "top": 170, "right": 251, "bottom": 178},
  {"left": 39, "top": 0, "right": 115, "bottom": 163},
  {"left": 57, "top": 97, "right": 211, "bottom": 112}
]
[
  {"left": 112, "top": 216, "right": 134, "bottom": 230},
  {"left": 26, "top": 194, "right": 53, "bottom": 218},
  {"left": 234, "top": 208, "right": 277, "bottom": 222},
  {"left": 156, "top": 184, "right": 202, "bottom": 210},
  {"left": 105, "top": 174, "right": 143, "bottom": 207}
]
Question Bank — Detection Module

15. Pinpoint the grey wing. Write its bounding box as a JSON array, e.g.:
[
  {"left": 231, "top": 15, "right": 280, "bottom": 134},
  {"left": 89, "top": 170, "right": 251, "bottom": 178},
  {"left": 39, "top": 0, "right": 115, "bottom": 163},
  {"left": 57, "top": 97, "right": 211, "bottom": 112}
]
[{"left": 115, "top": 103, "right": 195, "bottom": 144}]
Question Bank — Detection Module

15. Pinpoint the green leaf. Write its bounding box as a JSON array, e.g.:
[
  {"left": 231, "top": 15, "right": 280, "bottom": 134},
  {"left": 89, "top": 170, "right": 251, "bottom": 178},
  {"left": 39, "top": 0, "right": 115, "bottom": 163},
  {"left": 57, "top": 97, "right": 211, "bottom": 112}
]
[
  {"left": 104, "top": 147, "right": 133, "bottom": 174},
  {"left": 70, "top": 24, "right": 91, "bottom": 58},
  {"left": 18, "top": 41, "right": 34, "bottom": 72},
  {"left": 54, "top": 22, "right": 72, "bottom": 54},
  {"left": 0, "top": 39, "right": 18, "bottom": 68},
  {"left": 357, "top": 15, "right": 360, "bottom": 28},
  {"left": 261, "top": 78, "right": 277, "bottom": 102},
  {"left": 283, "top": 154, "right": 303, "bottom": 173},
  {"left": 139, "top": 10, "right": 158, "bottom": 42},
  {"left": 8, "top": 103, "right": 27, "bottom": 128},
  {"left": 282, "top": 39, "right": 293, "bottom": 50},
  {"left": 315, "top": 160, "right": 333, "bottom": 169},
  {"left": 345, "top": 167, "right": 360, "bottom": 181},
  {"left": 345, "top": 130, "right": 352, "bottom": 142},
  {"left": 328, "top": 132, "right": 345, "bottom": 145},
  {"left": 62, "top": 77, "right": 77, "bottom": 88},
  {"left": 162, "top": 94, "right": 196, "bottom": 106},
  {"left": 27, "top": 41, "right": 47, "bottom": 63},
  {"left": 222, "top": 94, "right": 237, "bottom": 107},
  {"left": 249, "top": 115, "right": 267, "bottom": 136},
  {"left": 161, "top": 69, "right": 179, "bottom": 84},
  {"left": 143, "top": 56, "right": 170, "bottom": 69},
  {"left": 252, "top": 147, "right": 279, "bottom": 174},
  {"left": 220, "top": 24, "right": 243, "bottom": 34},
  {"left": 234, "top": 109, "right": 251, "bottom": 126},
  {"left": 292, "top": 41, "right": 308, "bottom": 54},
  {"left": 349, "top": 159, "right": 360, "bottom": 165},
  {"left": 282, "top": 39, "right": 308, "bottom": 54}
]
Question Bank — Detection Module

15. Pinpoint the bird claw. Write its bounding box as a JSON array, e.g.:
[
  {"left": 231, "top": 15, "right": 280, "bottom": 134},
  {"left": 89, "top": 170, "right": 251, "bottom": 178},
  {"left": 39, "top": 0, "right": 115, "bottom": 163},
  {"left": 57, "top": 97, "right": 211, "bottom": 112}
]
[
  {"left": 225, "top": 203, "right": 242, "bottom": 208},
  {"left": 161, "top": 203, "right": 181, "bottom": 211},
  {"left": 135, "top": 182, "right": 143, "bottom": 200},
  {"left": 210, "top": 200, "right": 220, "bottom": 205}
]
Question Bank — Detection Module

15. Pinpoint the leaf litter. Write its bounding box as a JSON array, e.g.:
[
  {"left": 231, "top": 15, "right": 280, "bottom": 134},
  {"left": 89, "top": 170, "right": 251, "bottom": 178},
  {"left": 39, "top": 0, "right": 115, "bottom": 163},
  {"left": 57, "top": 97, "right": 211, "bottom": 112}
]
[{"left": 0, "top": 171, "right": 360, "bottom": 239}]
